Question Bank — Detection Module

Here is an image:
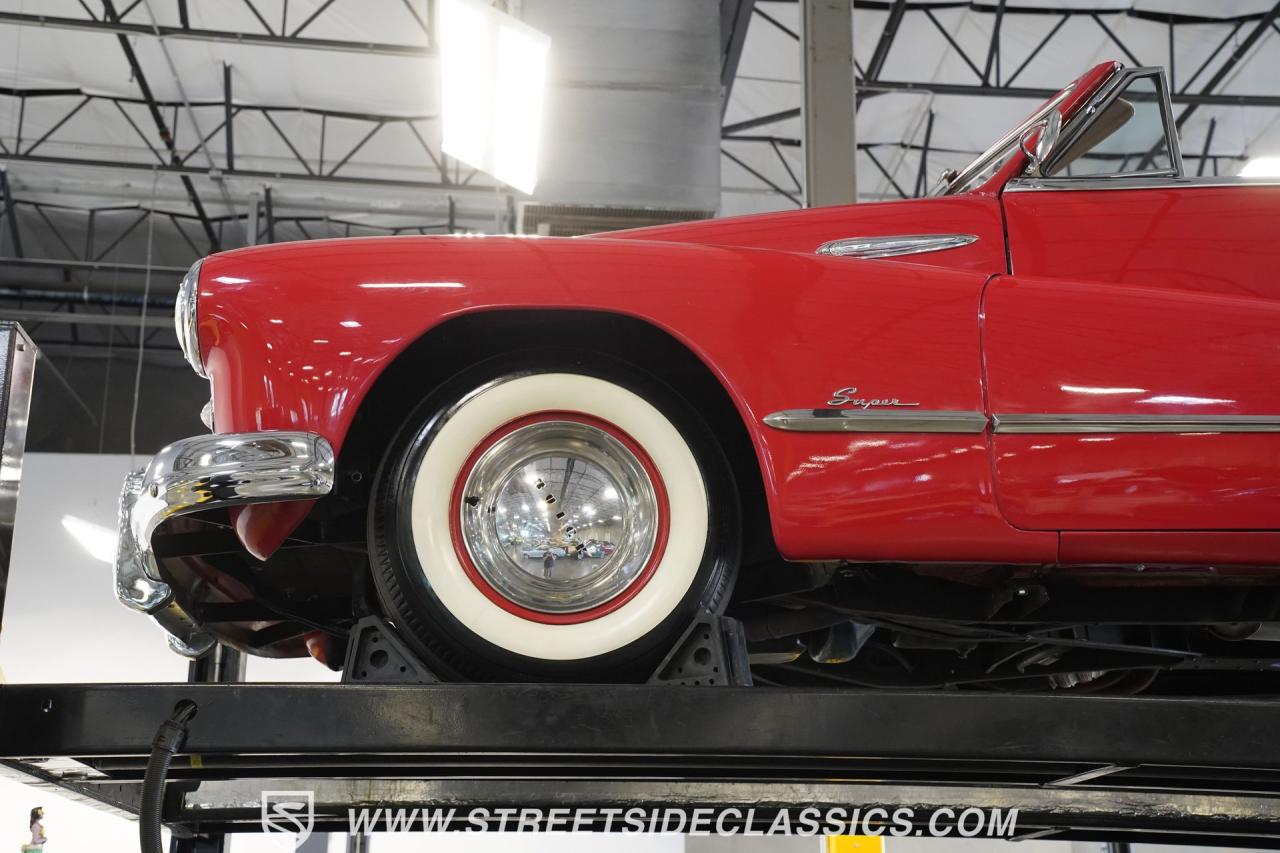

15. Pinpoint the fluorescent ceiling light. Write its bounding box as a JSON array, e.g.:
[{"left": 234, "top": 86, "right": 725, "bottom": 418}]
[
  {"left": 439, "top": 0, "right": 550, "bottom": 195},
  {"left": 1240, "top": 157, "right": 1280, "bottom": 177}
]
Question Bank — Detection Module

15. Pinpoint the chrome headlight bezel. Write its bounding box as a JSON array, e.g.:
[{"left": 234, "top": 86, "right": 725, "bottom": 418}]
[{"left": 175, "top": 259, "right": 207, "bottom": 378}]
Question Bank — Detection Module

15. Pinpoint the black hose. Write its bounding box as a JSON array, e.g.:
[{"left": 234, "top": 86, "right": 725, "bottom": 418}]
[{"left": 140, "top": 701, "right": 198, "bottom": 853}]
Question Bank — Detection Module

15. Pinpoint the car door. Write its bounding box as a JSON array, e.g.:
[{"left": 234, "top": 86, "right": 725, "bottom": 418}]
[{"left": 985, "top": 67, "right": 1280, "bottom": 546}]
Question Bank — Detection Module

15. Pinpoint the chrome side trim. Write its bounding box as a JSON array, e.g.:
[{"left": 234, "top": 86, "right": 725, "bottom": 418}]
[
  {"left": 816, "top": 234, "right": 978, "bottom": 260},
  {"left": 765, "top": 411, "right": 1280, "bottom": 435},
  {"left": 116, "top": 430, "right": 335, "bottom": 656},
  {"left": 764, "top": 409, "right": 989, "bottom": 433},
  {"left": 1007, "top": 175, "right": 1280, "bottom": 193},
  {"left": 992, "top": 414, "right": 1280, "bottom": 434}
]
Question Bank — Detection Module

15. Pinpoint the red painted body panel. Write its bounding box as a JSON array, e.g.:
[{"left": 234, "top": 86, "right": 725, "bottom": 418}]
[
  {"left": 1060, "top": 531, "right": 1280, "bottom": 565},
  {"left": 991, "top": 185, "right": 1280, "bottom": 535},
  {"left": 1003, "top": 184, "right": 1280, "bottom": 298},
  {"left": 199, "top": 236, "right": 1053, "bottom": 565}
]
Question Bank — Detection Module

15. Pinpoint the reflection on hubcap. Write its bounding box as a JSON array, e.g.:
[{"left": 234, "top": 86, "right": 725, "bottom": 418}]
[{"left": 456, "top": 416, "right": 663, "bottom": 615}]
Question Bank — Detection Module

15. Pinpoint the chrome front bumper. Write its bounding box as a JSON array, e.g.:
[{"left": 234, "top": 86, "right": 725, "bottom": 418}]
[{"left": 116, "top": 431, "right": 336, "bottom": 657}]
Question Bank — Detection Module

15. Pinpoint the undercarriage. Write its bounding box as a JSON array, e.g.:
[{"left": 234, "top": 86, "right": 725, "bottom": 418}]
[
  {"left": 152, "top": 506, "right": 1280, "bottom": 694},
  {"left": 738, "top": 561, "right": 1280, "bottom": 694}
]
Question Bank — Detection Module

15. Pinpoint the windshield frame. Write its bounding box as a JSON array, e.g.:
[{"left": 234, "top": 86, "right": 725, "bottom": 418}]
[
  {"left": 934, "top": 61, "right": 1122, "bottom": 196},
  {"left": 1039, "top": 66, "right": 1183, "bottom": 181},
  {"left": 935, "top": 85, "right": 1077, "bottom": 196}
]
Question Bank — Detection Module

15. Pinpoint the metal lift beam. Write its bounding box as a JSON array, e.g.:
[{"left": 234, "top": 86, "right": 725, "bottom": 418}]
[{"left": 4, "top": 681, "right": 1280, "bottom": 845}]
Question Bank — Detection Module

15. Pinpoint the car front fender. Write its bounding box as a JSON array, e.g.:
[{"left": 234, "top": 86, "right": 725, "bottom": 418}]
[{"left": 199, "top": 235, "right": 1049, "bottom": 563}]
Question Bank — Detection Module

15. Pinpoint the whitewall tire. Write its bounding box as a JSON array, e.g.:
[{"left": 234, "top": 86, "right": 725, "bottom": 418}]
[{"left": 369, "top": 352, "right": 739, "bottom": 681}]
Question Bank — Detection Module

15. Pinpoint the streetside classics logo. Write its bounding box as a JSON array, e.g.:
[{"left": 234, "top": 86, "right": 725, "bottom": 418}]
[
  {"left": 261, "top": 791, "right": 315, "bottom": 847},
  {"left": 257, "top": 790, "right": 1019, "bottom": 839}
]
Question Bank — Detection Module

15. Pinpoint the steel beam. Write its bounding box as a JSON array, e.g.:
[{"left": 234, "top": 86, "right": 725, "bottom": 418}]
[
  {"left": 864, "top": 0, "right": 905, "bottom": 82},
  {"left": 981, "top": 0, "right": 1007, "bottom": 85},
  {"left": 0, "top": 170, "right": 22, "bottom": 258},
  {"left": 753, "top": 7, "right": 797, "bottom": 40},
  {"left": 1196, "top": 117, "right": 1217, "bottom": 178},
  {"left": 723, "top": 108, "right": 801, "bottom": 135},
  {"left": 0, "top": 309, "right": 170, "bottom": 329},
  {"left": 721, "top": 149, "right": 801, "bottom": 206},
  {"left": 923, "top": 8, "right": 984, "bottom": 80},
  {"left": 0, "top": 287, "right": 174, "bottom": 309},
  {"left": 6, "top": 682, "right": 1280, "bottom": 769},
  {"left": 865, "top": 79, "right": 1280, "bottom": 108},
  {"left": 1004, "top": 13, "right": 1068, "bottom": 87},
  {"left": 1178, "top": 22, "right": 1243, "bottom": 95},
  {"left": 20, "top": 96, "right": 90, "bottom": 156},
  {"left": 223, "top": 63, "right": 234, "bottom": 171},
  {"left": 800, "top": 0, "right": 857, "bottom": 206},
  {"left": 327, "top": 122, "right": 385, "bottom": 177},
  {"left": 0, "top": 85, "right": 438, "bottom": 124},
  {"left": 263, "top": 186, "right": 275, "bottom": 243},
  {"left": 0, "top": 257, "right": 187, "bottom": 275},
  {"left": 0, "top": 152, "right": 495, "bottom": 194},
  {"left": 864, "top": 147, "right": 907, "bottom": 199},
  {"left": 289, "top": 0, "right": 338, "bottom": 38},
  {"left": 27, "top": 204, "right": 79, "bottom": 259},
  {"left": 914, "top": 109, "right": 935, "bottom": 196},
  {"left": 0, "top": 10, "right": 432, "bottom": 57},
  {"left": 720, "top": 0, "right": 757, "bottom": 114},
  {"left": 1, "top": 759, "right": 144, "bottom": 827},
  {"left": 1174, "top": 1, "right": 1280, "bottom": 129},
  {"left": 101, "top": 0, "right": 219, "bottom": 252},
  {"left": 1090, "top": 12, "right": 1143, "bottom": 67}
]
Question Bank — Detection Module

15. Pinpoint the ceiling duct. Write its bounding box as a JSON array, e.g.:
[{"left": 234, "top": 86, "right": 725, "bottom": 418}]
[{"left": 518, "top": 0, "right": 722, "bottom": 214}]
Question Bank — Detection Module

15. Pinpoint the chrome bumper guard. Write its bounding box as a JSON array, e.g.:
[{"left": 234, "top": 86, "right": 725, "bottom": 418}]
[{"left": 116, "top": 431, "right": 336, "bottom": 657}]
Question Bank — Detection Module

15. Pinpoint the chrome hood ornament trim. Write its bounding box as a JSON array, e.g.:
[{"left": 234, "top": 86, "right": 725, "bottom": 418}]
[{"left": 816, "top": 234, "right": 978, "bottom": 260}]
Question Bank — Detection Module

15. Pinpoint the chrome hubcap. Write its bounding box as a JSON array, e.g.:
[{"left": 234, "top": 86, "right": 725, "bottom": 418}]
[{"left": 456, "top": 419, "right": 662, "bottom": 614}]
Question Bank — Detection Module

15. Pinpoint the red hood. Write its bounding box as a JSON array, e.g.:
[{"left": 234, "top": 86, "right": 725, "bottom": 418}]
[{"left": 602, "top": 195, "right": 1008, "bottom": 274}]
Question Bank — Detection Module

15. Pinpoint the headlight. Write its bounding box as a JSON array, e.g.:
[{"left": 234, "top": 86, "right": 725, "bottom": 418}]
[{"left": 175, "top": 259, "right": 207, "bottom": 378}]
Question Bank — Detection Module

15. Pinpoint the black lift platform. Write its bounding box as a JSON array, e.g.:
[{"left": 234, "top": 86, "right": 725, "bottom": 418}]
[{"left": 3, "top": 681, "right": 1280, "bottom": 847}]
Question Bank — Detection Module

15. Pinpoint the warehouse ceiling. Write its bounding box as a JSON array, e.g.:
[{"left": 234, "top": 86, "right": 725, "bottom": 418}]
[{"left": 1, "top": 0, "right": 1278, "bottom": 451}]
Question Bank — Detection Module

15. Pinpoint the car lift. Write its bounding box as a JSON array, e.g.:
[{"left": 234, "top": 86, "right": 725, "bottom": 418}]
[{"left": 2, "top": 320, "right": 1280, "bottom": 849}]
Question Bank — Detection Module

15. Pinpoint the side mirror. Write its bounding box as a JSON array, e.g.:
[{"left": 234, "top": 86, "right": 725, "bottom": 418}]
[
  {"left": 1019, "top": 109, "right": 1063, "bottom": 176},
  {"left": 930, "top": 167, "right": 959, "bottom": 196}
]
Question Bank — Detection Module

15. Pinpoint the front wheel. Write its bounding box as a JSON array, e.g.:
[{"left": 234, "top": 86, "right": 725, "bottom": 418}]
[{"left": 368, "top": 353, "right": 740, "bottom": 681}]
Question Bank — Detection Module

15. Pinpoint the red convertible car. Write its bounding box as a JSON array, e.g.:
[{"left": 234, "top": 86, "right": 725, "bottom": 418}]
[{"left": 117, "top": 61, "right": 1280, "bottom": 691}]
